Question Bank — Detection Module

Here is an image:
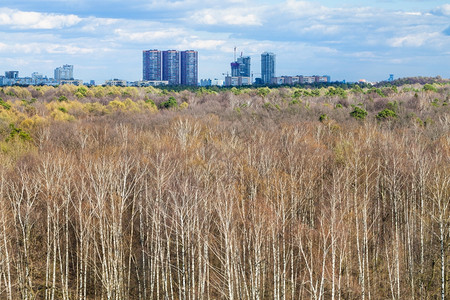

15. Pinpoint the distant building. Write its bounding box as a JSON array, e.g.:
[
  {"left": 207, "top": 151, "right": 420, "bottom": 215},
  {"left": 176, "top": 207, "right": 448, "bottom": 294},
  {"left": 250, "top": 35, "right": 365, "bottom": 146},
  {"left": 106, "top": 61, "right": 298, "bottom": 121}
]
[
  {"left": 60, "top": 79, "right": 83, "bottom": 86},
  {"left": 143, "top": 50, "right": 162, "bottom": 81},
  {"left": 162, "top": 50, "right": 180, "bottom": 85},
  {"left": 270, "top": 75, "right": 330, "bottom": 85},
  {"left": 181, "top": 50, "right": 198, "bottom": 86},
  {"left": 261, "top": 52, "right": 276, "bottom": 84},
  {"left": 200, "top": 79, "right": 212, "bottom": 86},
  {"left": 225, "top": 76, "right": 251, "bottom": 86},
  {"left": 54, "top": 65, "right": 74, "bottom": 81},
  {"left": 134, "top": 80, "right": 169, "bottom": 87},
  {"left": 143, "top": 49, "right": 198, "bottom": 86},
  {"left": 5, "top": 71, "right": 19, "bottom": 79},
  {"left": 231, "top": 55, "right": 251, "bottom": 78},
  {"left": 105, "top": 79, "right": 127, "bottom": 86},
  {"left": 388, "top": 74, "right": 394, "bottom": 82},
  {"left": 202, "top": 78, "right": 224, "bottom": 86}
]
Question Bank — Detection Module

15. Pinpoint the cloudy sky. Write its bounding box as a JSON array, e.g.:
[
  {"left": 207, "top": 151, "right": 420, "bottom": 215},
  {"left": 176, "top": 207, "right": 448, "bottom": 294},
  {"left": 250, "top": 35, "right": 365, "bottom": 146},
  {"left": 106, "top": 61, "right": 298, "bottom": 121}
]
[{"left": 1, "top": 0, "right": 450, "bottom": 83}]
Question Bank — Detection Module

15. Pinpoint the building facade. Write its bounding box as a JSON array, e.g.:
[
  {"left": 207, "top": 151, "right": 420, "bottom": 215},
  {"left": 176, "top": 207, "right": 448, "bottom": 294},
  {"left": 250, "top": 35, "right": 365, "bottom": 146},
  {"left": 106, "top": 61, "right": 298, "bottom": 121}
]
[
  {"left": 5, "top": 71, "right": 19, "bottom": 79},
  {"left": 162, "top": 50, "right": 180, "bottom": 85},
  {"left": 231, "top": 55, "right": 250, "bottom": 78},
  {"left": 261, "top": 52, "right": 276, "bottom": 84},
  {"left": 143, "top": 50, "right": 162, "bottom": 81},
  {"left": 54, "top": 65, "right": 74, "bottom": 81},
  {"left": 181, "top": 50, "right": 198, "bottom": 86}
]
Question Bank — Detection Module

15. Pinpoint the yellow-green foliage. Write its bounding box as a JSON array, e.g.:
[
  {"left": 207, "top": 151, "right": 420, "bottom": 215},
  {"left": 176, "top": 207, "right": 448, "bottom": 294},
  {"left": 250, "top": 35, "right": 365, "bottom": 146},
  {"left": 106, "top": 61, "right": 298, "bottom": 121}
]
[
  {"left": 58, "top": 84, "right": 77, "bottom": 97},
  {"left": 4, "top": 86, "right": 32, "bottom": 99},
  {"left": 123, "top": 98, "right": 140, "bottom": 112},
  {"left": 179, "top": 102, "right": 189, "bottom": 110},
  {"left": 106, "top": 86, "right": 122, "bottom": 96},
  {"left": 108, "top": 98, "right": 126, "bottom": 112},
  {"left": 137, "top": 100, "right": 158, "bottom": 112},
  {"left": 50, "top": 108, "right": 75, "bottom": 121},
  {"left": 92, "top": 86, "right": 106, "bottom": 98},
  {"left": 19, "top": 115, "right": 45, "bottom": 131},
  {"left": 122, "top": 87, "right": 139, "bottom": 98},
  {"left": 83, "top": 102, "right": 106, "bottom": 115}
]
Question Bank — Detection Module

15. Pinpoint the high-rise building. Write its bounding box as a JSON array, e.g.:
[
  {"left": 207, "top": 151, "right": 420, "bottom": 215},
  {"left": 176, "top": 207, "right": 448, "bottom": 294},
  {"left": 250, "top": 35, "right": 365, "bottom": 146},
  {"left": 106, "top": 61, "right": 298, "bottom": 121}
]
[
  {"left": 143, "top": 50, "right": 162, "bottom": 81},
  {"left": 181, "top": 50, "right": 198, "bottom": 86},
  {"left": 231, "top": 55, "right": 250, "bottom": 77},
  {"left": 162, "top": 50, "right": 180, "bottom": 85},
  {"left": 261, "top": 52, "right": 276, "bottom": 84},
  {"left": 54, "top": 64, "right": 73, "bottom": 81},
  {"left": 238, "top": 56, "right": 251, "bottom": 77}
]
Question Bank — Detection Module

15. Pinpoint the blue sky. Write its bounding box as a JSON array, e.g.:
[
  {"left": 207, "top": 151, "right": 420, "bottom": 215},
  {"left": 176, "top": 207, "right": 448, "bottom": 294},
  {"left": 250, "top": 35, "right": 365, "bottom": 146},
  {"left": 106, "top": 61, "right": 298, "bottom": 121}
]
[{"left": 1, "top": 0, "right": 450, "bottom": 83}]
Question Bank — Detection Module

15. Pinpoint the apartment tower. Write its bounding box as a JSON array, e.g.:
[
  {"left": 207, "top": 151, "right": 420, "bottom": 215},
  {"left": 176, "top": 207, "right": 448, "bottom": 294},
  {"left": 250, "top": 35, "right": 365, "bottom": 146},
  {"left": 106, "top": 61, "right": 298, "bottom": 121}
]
[
  {"left": 143, "top": 50, "right": 162, "bottom": 81},
  {"left": 261, "top": 52, "right": 276, "bottom": 84},
  {"left": 181, "top": 50, "right": 198, "bottom": 86}
]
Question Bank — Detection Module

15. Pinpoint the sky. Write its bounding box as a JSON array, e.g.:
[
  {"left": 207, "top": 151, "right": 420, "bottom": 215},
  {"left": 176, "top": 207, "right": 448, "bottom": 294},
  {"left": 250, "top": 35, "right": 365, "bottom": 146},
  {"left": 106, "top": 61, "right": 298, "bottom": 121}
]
[{"left": 1, "top": 0, "right": 450, "bottom": 83}]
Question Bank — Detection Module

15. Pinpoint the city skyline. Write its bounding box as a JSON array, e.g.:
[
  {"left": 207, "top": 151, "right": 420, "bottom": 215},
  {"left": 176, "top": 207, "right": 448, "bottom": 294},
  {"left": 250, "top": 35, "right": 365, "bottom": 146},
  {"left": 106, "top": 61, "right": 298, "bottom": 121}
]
[{"left": 1, "top": 1, "right": 450, "bottom": 83}]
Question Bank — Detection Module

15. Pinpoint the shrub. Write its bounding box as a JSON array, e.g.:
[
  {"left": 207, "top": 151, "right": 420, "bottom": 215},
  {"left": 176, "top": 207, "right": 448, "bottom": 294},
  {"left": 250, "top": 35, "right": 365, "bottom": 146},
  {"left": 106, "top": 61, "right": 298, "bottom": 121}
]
[
  {"left": 350, "top": 105, "right": 367, "bottom": 120},
  {"left": 7, "top": 123, "right": 31, "bottom": 142},
  {"left": 160, "top": 96, "right": 178, "bottom": 109},
  {"left": 0, "top": 99, "right": 11, "bottom": 110},
  {"left": 376, "top": 109, "right": 397, "bottom": 120},
  {"left": 319, "top": 114, "right": 329, "bottom": 122},
  {"left": 423, "top": 84, "right": 437, "bottom": 92},
  {"left": 387, "top": 101, "right": 399, "bottom": 112}
]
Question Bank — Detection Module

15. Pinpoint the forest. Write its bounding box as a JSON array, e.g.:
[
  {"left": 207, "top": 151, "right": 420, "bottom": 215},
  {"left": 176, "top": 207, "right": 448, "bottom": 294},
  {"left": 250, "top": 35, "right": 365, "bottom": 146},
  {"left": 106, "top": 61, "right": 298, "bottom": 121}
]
[{"left": 0, "top": 82, "right": 448, "bottom": 299}]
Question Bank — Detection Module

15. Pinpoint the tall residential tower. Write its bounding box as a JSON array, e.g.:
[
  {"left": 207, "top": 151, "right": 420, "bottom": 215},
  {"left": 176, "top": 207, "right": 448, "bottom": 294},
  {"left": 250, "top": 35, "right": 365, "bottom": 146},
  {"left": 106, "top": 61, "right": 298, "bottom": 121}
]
[
  {"left": 162, "top": 50, "right": 180, "bottom": 85},
  {"left": 181, "top": 50, "right": 198, "bottom": 86},
  {"left": 261, "top": 52, "right": 276, "bottom": 84},
  {"left": 143, "top": 50, "right": 162, "bottom": 81}
]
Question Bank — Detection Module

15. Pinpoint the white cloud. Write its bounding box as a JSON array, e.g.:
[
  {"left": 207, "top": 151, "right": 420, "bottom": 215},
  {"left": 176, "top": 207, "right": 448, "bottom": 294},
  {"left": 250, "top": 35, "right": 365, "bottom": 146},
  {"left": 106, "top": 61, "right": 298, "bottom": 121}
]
[
  {"left": 388, "top": 32, "right": 440, "bottom": 47},
  {"left": 178, "top": 39, "right": 226, "bottom": 50},
  {"left": 0, "top": 8, "right": 81, "bottom": 29},
  {"left": 431, "top": 4, "right": 450, "bottom": 16},
  {"left": 114, "top": 28, "right": 186, "bottom": 43},
  {"left": 190, "top": 8, "right": 262, "bottom": 26}
]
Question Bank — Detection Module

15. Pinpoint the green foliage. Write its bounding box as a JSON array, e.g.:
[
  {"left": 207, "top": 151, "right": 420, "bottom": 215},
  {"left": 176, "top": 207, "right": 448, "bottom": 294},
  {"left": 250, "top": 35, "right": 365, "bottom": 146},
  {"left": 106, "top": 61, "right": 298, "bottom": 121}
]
[
  {"left": 289, "top": 99, "right": 301, "bottom": 105},
  {"left": 292, "top": 89, "right": 302, "bottom": 99},
  {"left": 7, "top": 123, "right": 31, "bottom": 142},
  {"left": 423, "top": 84, "right": 437, "bottom": 92},
  {"left": 376, "top": 109, "right": 397, "bottom": 120},
  {"left": 257, "top": 87, "right": 271, "bottom": 98},
  {"left": 431, "top": 98, "right": 440, "bottom": 107},
  {"left": 58, "top": 95, "right": 68, "bottom": 102},
  {"left": 58, "top": 107, "right": 68, "bottom": 113},
  {"left": 22, "top": 98, "right": 37, "bottom": 106},
  {"left": 319, "top": 114, "right": 329, "bottom": 122},
  {"left": 350, "top": 105, "right": 367, "bottom": 120},
  {"left": 367, "top": 87, "right": 386, "bottom": 97},
  {"left": 0, "top": 98, "right": 11, "bottom": 110},
  {"left": 311, "top": 89, "right": 320, "bottom": 97},
  {"left": 230, "top": 87, "right": 241, "bottom": 95},
  {"left": 145, "top": 98, "right": 155, "bottom": 106},
  {"left": 160, "top": 96, "right": 178, "bottom": 109},
  {"left": 335, "top": 103, "right": 343, "bottom": 109},
  {"left": 387, "top": 101, "right": 399, "bottom": 112},
  {"left": 351, "top": 85, "right": 364, "bottom": 94},
  {"left": 326, "top": 87, "right": 347, "bottom": 98},
  {"left": 76, "top": 86, "right": 88, "bottom": 98}
]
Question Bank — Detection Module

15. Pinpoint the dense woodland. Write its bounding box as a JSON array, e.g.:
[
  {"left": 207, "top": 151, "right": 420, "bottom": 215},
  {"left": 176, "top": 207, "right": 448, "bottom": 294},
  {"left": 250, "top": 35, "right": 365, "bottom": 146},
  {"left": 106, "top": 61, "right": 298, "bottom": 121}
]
[{"left": 0, "top": 82, "right": 449, "bottom": 299}]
